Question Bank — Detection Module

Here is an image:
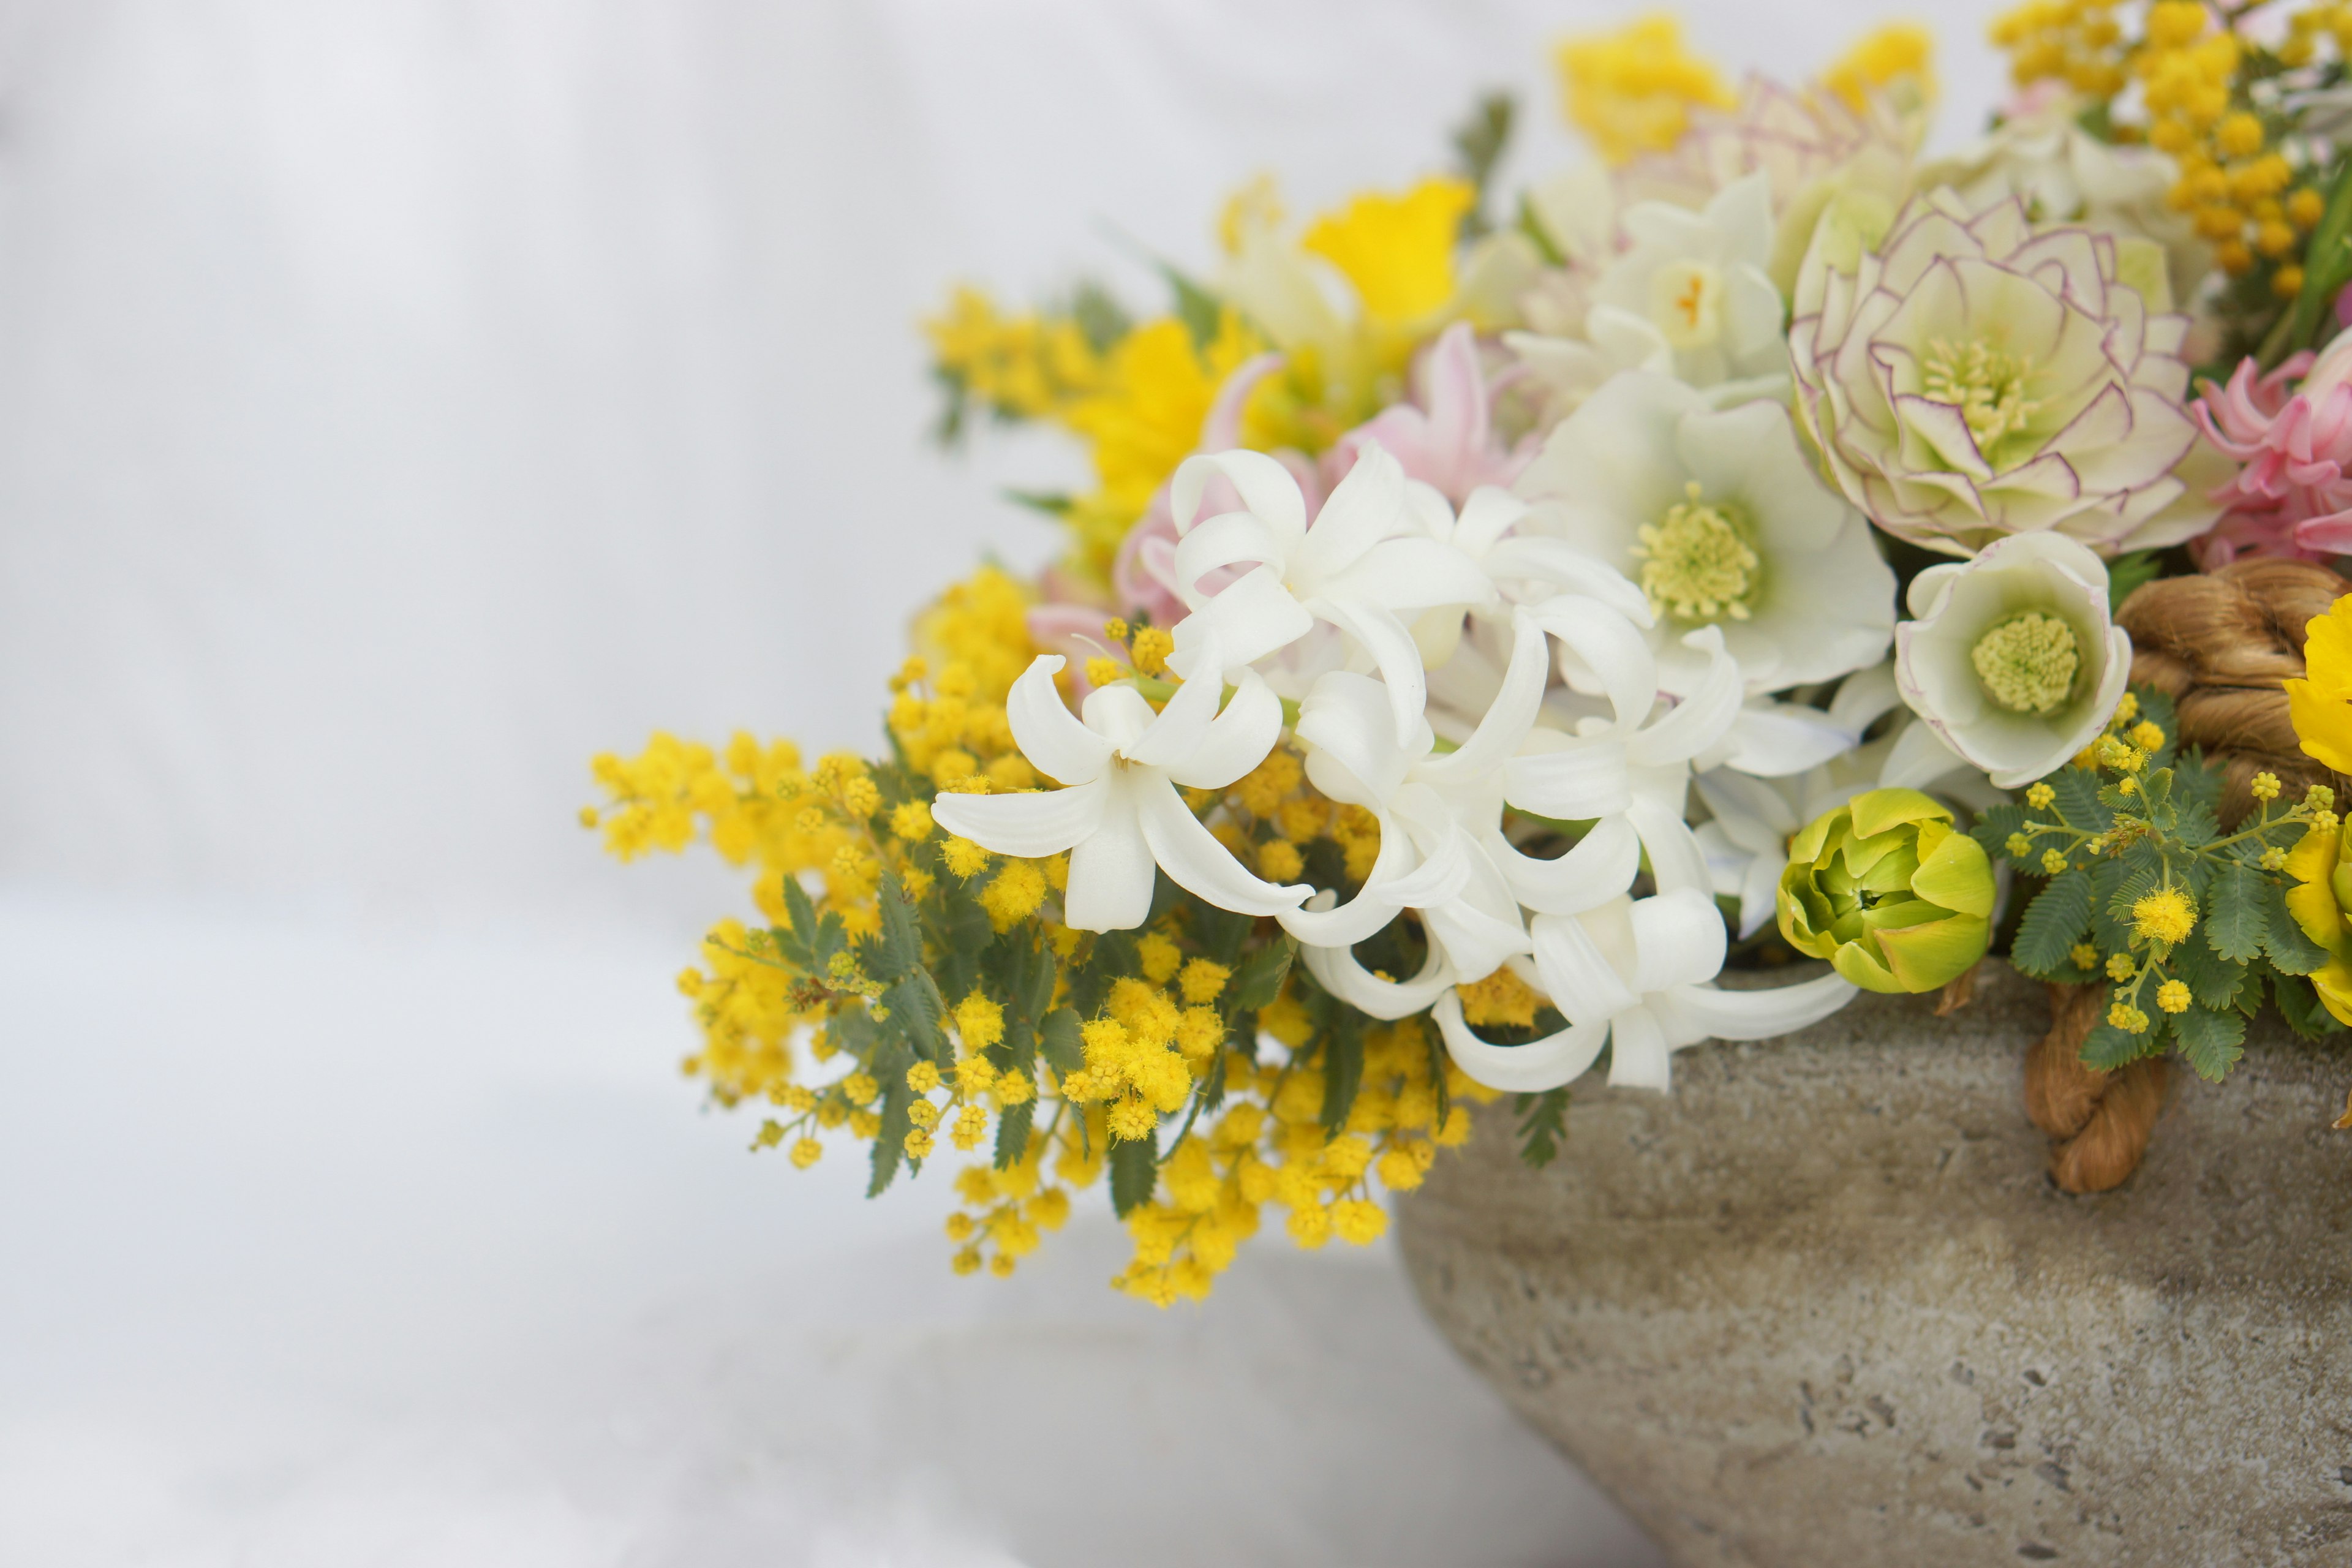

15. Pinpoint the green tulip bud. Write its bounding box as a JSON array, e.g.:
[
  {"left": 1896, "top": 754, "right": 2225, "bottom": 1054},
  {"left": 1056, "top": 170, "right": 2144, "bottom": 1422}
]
[{"left": 1776, "top": 787, "right": 1994, "bottom": 994}]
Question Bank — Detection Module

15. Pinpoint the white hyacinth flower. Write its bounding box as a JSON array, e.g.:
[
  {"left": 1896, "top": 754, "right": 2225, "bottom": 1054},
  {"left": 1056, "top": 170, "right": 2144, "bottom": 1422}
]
[
  {"left": 1432, "top": 889, "right": 1858, "bottom": 1093},
  {"left": 1893, "top": 530, "right": 2130, "bottom": 789},
  {"left": 1168, "top": 442, "right": 1497, "bottom": 742},
  {"left": 1515, "top": 370, "right": 1897, "bottom": 698},
  {"left": 929, "top": 653, "right": 1306, "bottom": 932}
]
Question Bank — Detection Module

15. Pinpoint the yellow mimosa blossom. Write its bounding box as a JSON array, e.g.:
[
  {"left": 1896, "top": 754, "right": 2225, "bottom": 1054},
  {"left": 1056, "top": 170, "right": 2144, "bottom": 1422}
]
[
  {"left": 1556, "top": 14, "right": 1735, "bottom": 165},
  {"left": 923, "top": 285, "right": 1103, "bottom": 420},
  {"left": 1822, "top": 22, "right": 1935, "bottom": 112},
  {"left": 1300, "top": 178, "right": 1474, "bottom": 325},
  {"left": 2288, "top": 594, "right": 2352, "bottom": 775}
]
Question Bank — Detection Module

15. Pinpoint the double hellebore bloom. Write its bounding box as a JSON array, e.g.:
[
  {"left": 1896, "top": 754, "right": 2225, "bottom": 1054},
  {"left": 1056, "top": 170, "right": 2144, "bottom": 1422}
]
[
  {"left": 1791, "top": 189, "right": 2214, "bottom": 556},
  {"left": 1776, "top": 786, "right": 1994, "bottom": 993},
  {"left": 1893, "top": 532, "right": 2129, "bottom": 788},
  {"left": 930, "top": 653, "right": 1307, "bottom": 932}
]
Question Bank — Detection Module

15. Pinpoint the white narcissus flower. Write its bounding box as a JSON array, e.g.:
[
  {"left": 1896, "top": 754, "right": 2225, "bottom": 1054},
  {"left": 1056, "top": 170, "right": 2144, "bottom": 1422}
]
[
  {"left": 1790, "top": 189, "right": 2216, "bottom": 557},
  {"left": 929, "top": 654, "right": 1306, "bottom": 932},
  {"left": 1169, "top": 442, "right": 1497, "bottom": 742},
  {"left": 1893, "top": 532, "right": 2129, "bottom": 789},
  {"left": 1430, "top": 889, "right": 1857, "bottom": 1091},
  {"left": 1514, "top": 369, "right": 1897, "bottom": 696}
]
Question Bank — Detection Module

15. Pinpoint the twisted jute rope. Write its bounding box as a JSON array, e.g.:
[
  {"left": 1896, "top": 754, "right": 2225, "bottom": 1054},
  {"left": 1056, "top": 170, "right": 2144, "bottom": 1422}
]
[
  {"left": 2007, "top": 560, "right": 2347, "bottom": 1191},
  {"left": 2024, "top": 982, "right": 2171, "bottom": 1193}
]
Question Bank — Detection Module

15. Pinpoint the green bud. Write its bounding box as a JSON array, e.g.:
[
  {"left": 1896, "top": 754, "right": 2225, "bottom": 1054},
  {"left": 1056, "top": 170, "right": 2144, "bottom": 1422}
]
[{"left": 1776, "top": 787, "right": 1994, "bottom": 995}]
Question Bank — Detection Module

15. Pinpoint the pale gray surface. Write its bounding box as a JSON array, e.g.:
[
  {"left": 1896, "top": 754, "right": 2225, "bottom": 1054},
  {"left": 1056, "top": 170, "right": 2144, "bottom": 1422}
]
[
  {"left": 0, "top": 891, "right": 1667, "bottom": 1567},
  {"left": 0, "top": 2, "right": 2018, "bottom": 1562},
  {"left": 1400, "top": 963, "right": 2352, "bottom": 1567}
]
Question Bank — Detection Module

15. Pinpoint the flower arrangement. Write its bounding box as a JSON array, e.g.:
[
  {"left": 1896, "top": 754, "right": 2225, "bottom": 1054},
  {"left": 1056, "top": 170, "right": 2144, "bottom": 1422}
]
[{"left": 591, "top": 4, "right": 2352, "bottom": 1302}]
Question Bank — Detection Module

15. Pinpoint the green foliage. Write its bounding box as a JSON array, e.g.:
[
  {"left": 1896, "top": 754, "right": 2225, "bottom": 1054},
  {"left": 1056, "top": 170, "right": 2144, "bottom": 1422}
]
[
  {"left": 2000, "top": 692, "right": 2335, "bottom": 1086},
  {"left": 2011, "top": 869, "right": 2093, "bottom": 978},
  {"left": 1109, "top": 1135, "right": 1158, "bottom": 1218},
  {"left": 2106, "top": 551, "right": 2164, "bottom": 612},
  {"left": 1319, "top": 1010, "right": 1366, "bottom": 1135},
  {"left": 1449, "top": 89, "right": 1516, "bottom": 239},
  {"left": 1513, "top": 1088, "right": 1570, "bottom": 1168}
]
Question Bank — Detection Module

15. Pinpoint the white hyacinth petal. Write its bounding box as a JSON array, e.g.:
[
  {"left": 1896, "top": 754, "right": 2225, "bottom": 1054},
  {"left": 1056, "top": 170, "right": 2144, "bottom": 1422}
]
[
  {"left": 1432, "top": 990, "right": 1610, "bottom": 1093},
  {"left": 1136, "top": 778, "right": 1310, "bottom": 916},
  {"left": 1006, "top": 656, "right": 1116, "bottom": 786},
  {"left": 932, "top": 774, "right": 1108, "bottom": 860}
]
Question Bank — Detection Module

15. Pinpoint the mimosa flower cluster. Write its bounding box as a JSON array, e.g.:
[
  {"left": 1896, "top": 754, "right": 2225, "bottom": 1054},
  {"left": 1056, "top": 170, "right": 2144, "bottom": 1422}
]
[{"left": 599, "top": 4, "right": 2352, "bottom": 1299}]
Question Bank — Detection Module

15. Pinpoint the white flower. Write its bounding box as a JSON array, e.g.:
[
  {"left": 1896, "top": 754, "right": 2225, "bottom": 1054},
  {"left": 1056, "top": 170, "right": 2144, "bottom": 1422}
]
[
  {"left": 1894, "top": 531, "right": 2129, "bottom": 790},
  {"left": 1790, "top": 189, "right": 2212, "bottom": 556},
  {"left": 1169, "top": 442, "right": 1497, "bottom": 741},
  {"left": 1431, "top": 888, "right": 1857, "bottom": 1091},
  {"left": 929, "top": 654, "right": 1305, "bottom": 932},
  {"left": 1286, "top": 595, "right": 1744, "bottom": 1019},
  {"left": 1506, "top": 172, "right": 1792, "bottom": 417},
  {"left": 1917, "top": 87, "right": 2204, "bottom": 303},
  {"left": 1515, "top": 369, "right": 1897, "bottom": 696}
]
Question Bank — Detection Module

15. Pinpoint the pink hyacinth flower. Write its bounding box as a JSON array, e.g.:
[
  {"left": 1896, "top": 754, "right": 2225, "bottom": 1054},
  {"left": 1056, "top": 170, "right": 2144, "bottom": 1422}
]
[
  {"left": 2190, "top": 343, "right": 2352, "bottom": 565},
  {"left": 1327, "top": 322, "right": 1539, "bottom": 504}
]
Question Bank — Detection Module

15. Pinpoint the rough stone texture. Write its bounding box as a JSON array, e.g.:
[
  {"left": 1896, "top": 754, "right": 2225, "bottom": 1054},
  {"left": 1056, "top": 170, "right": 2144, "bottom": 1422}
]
[{"left": 1396, "top": 963, "right": 2352, "bottom": 1567}]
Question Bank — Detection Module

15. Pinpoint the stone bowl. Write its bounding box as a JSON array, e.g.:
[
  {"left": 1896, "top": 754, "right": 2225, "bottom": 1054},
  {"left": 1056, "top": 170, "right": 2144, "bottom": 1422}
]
[{"left": 1395, "top": 962, "right": 2352, "bottom": 1567}]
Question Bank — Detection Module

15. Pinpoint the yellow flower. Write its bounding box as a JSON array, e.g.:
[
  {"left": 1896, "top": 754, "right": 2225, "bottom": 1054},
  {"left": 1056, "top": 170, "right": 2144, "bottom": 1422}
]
[
  {"left": 2156, "top": 979, "right": 2192, "bottom": 1014},
  {"left": 2131, "top": 886, "right": 2197, "bottom": 946},
  {"left": 1555, "top": 13, "right": 1734, "bottom": 165},
  {"left": 2069, "top": 943, "right": 2100, "bottom": 971},
  {"left": 1821, "top": 22, "right": 1934, "bottom": 113},
  {"left": 2287, "top": 593, "right": 2352, "bottom": 774},
  {"left": 1300, "top": 178, "right": 1474, "bottom": 325}
]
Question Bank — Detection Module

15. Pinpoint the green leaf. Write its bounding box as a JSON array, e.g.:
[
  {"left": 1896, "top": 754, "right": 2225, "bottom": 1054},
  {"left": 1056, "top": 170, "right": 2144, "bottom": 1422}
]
[
  {"left": 2205, "top": 860, "right": 2269, "bottom": 963},
  {"left": 2107, "top": 551, "right": 2163, "bottom": 613},
  {"left": 992, "top": 1098, "right": 1036, "bottom": 1170},
  {"left": 1158, "top": 262, "right": 1224, "bottom": 349},
  {"left": 1448, "top": 89, "right": 1515, "bottom": 239},
  {"left": 1232, "top": 937, "right": 1297, "bottom": 1012},
  {"left": 1319, "top": 1011, "right": 1366, "bottom": 1135},
  {"left": 1038, "top": 1008, "right": 1085, "bottom": 1074},
  {"left": 1000, "top": 488, "right": 1074, "bottom": 518},
  {"left": 1108, "top": 1135, "right": 1158, "bottom": 1218},
  {"left": 2172, "top": 925, "right": 2247, "bottom": 1011},
  {"left": 868, "top": 1084, "right": 912, "bottom": 1196},
  {"left": 1514, "top": 1087, "right": 1570, "bottom": 1169},
  {"left": 2078, "top": 1020, "right": 2155, "bottom": 1071},
  {"left": 2260, "top": 151, "right": 2352, "bottom": 368},
  {"left": 2051, "top": 766, "right": 2114, "bottom": 833},
  {"left": 869, "top": 877, "right": 922, "bottom": 981},
  {"left": 1971, "top": 801, "right": 2029, "bottom": 865},
  {"left": 2172, "top": 1005, "right": 2247, "bottom": 1082},
  {"left": 2271, "top": 968, "right": 2349, "bottom": 1037},
  {"left": 2258, "top": 875, "right": 2329, "bottom": 975},
  {"left": 881, "top": 970, "right": 947, "bottom": 1059},
  {"left": 777, "top": 877, "right": 821, "bottom": 970},
  {"left": 2011, "top": 869, "right": 2094, "bottom": 977}
]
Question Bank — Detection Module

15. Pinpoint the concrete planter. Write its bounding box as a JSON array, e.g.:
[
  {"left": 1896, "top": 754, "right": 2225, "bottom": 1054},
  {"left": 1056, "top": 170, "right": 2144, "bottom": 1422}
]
[{"left": 1396, "top": 963, "right": 2352, "bottom": 1567}]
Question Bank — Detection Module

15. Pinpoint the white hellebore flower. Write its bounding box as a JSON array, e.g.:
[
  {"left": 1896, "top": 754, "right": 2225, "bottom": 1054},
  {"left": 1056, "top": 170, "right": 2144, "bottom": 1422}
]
[
  {"left": 1432, "top": 889, "right": 1858, "bottom": 1091},
  {"left": 1515, "top": 369, "right": 1897, "bottom": 696},
  {"left": 929, "top": 654, "right": 1306, "bottom": 932},
  {"left": 1169, "top": 442, "right": 1498, "bottom": 742},
  {"left": 1893, "top": 531, "right": 2128, "bottom": 790},
  {"left": 1536, "top": 171, "right": 1790, "bottom": 403},
  {"left": 1790, "top": 189, "right": 2213, "bottom": 557}
]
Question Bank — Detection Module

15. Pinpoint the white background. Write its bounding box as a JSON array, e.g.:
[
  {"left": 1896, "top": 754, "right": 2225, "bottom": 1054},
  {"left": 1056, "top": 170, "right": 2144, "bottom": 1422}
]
[{"left": 0, "top": 2, "right": 2005, "bottom": 1562}]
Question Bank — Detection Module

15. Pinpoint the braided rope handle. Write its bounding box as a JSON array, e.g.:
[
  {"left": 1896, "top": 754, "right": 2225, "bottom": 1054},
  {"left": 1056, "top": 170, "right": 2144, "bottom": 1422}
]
[{"left": 2024, "top": 982, "right": 2169, "bottom": 1193}]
